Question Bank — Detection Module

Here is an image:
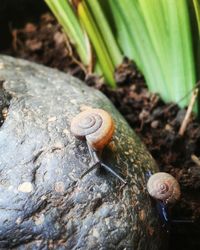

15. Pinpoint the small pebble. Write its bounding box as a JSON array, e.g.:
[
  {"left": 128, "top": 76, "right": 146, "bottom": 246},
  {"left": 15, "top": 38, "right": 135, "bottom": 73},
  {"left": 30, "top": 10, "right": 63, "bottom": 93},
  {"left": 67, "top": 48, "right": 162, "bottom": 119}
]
[
  {"left": 2, "top": 107, "right": 8, "bottom": 119},
  {"left": 151, "top": 120, "right": 159, "bottom": 129},
  {"left": 139, "top": 109, "right": 149, "bottom": 120},
  {"left": 0, "top": 63, "right": 4, "bottom": 69},
  {"left": 18, "top": 182, "right": 33, "bottom": 193},
  {"left": 34, "top": 214, "right": 45, "bottom": 225},
  {"left": 165, "top": 124, "right": 173, "bottom": 132},
  {"left": 48, "top": 116, "right": 57, "bottom": 122},
  {"left": 54, "top": 182, "right": 65, "bottom": 193}
]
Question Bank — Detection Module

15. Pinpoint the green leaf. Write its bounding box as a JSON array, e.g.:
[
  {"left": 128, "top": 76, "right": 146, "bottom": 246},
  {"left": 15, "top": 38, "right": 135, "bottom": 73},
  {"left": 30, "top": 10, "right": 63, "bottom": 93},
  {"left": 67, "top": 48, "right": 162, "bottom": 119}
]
[
  {"left": 77, "top": 1, "right": 116, "bottom": 87},
  {"left": 193, "top": 0, "right": 200, "bottom": 35},
  {"left": 108, "top": 0, "right": 196, "bottom": 107},
  {"left": 162, "top": 0, "right": 196, "bottom": 105},
  {"left": 86, "top": 0, "right": 123, "bottom": 67},
  {"left": 45, "top": 0, "right": 88, "bottom": 65}
]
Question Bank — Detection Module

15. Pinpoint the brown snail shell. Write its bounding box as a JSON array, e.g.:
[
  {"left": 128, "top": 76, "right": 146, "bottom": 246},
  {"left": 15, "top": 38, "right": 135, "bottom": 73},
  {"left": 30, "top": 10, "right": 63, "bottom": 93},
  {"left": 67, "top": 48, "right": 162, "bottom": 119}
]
[
  {"left": 70, "top": 108, "right": 115, "bottom": 151},
  {"left": 147, "top": 172, "right": 181, "bottom": 204}
]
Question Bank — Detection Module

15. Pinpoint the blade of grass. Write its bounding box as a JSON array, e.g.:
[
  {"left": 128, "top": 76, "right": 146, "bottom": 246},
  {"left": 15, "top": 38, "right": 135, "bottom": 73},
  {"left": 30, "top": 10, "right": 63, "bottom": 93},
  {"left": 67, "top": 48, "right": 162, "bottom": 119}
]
[
  {"left": 45, "top": 0, "right": 88, "bottom": 65},
  {"left": 193, "top": 0, "right": 200, "bottom": 35},
  {"left": 138, "top": 0, "right": 196, "bottom": 106},
  {"left": 108, "top": 0, "right": 196, "bottom": 107},
  {"left": 86, "top": 0, "right": 123, "bottom": 67},
  {"left": 107, "top": 0, "right": 143, "bottom": 70},
  {"left": 191, "top": 0, "right": 200, "bottom": 80},
  {"left": 137, "top": 0, "right": 171, "bottom": 99},
  {"left": 77, "top": 1, "right": 116, "bottom": 87},
  {"left": 163, "top": 0, "right": 196, "bottom": 106},
  {"left": 115, "top": 0, "right": 168, "bottom": 99}
]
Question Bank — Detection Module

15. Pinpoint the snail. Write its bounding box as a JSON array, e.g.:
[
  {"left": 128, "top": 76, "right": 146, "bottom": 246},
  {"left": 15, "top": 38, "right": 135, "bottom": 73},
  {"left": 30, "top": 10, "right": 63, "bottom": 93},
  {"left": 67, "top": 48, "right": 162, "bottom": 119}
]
[
  {"left": 70, "top": 108, "right": 126, "bottom": 184},
  {"left": 147, "top": 172, "right": 192, "bottom": 231},
  {"left": 70, "top": 108, "right": 115, "bottom": 151},
  {"left": 147, "top": 172, "right": 181, "bottom": 204}
]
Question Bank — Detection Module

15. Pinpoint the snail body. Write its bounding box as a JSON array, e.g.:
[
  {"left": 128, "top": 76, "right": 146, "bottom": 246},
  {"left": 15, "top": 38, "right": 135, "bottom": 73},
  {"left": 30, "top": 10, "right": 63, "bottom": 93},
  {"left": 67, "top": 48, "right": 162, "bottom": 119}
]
[
  {"left": 147, "top": 172, "right": 181, "bottom": 204},
  {"left": 70, "top": 108, "right": 115, "bottom": 151}
]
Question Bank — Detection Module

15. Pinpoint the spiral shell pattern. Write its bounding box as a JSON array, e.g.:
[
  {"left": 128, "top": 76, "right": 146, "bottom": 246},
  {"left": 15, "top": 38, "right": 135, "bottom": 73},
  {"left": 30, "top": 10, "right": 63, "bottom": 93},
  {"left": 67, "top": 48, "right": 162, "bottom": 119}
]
[
  {"left": 147, "top": 172, "right": 181, "bottom": 204},
  {"left": 70, "top": 108, "right": 114, "bottom": 151}
]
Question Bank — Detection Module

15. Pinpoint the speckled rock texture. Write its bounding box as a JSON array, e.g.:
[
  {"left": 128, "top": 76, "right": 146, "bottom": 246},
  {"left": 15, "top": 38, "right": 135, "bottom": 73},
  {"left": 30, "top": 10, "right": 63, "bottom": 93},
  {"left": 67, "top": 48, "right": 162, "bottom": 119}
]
[{"left": 0, "top": 55, "right": 163, "bottom": 250}]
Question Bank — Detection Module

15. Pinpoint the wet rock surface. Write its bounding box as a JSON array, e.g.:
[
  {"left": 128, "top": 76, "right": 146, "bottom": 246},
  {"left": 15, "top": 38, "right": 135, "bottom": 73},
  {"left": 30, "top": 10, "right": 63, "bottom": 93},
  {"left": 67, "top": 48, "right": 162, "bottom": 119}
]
[
  {"left": 0, "top": 79, "right": 11, "bottom": 126},
  {"left": 0, "top": 55, "right": 162, "bottom": 250}
]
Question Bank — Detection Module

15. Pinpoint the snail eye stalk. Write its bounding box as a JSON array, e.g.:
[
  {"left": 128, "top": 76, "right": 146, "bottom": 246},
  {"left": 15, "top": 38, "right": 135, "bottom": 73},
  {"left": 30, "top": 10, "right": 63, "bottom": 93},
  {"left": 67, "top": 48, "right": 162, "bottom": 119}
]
[{"left": 81, "top": 146, "right": 126, "bottom": 185}]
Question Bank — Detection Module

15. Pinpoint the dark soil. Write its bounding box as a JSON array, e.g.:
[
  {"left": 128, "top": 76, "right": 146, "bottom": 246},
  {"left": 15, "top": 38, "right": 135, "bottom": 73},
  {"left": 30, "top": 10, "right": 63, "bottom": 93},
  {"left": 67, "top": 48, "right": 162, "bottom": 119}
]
[{"left": 1, "top": 13, "right": 200, "bottom": 250}]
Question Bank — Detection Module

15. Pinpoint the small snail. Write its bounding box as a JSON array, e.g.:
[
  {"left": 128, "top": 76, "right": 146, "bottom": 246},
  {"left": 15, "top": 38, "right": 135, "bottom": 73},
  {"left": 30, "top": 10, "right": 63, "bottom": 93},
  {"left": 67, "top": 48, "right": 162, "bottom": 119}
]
[
  {"left": 70, "top": 108, "right": 115, "bottom": 151},
  {"left": 147, "top": 172, "right": 181, "bottom": 204},
  {"left": 70, "top": 108, "right": 126, "bottom": 184}
]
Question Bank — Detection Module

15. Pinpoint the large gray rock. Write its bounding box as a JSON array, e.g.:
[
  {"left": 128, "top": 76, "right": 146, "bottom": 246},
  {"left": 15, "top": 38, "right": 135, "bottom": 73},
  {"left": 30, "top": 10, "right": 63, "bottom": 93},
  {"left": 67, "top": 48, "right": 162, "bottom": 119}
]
[{"left": 0, "top": 55, "right": 163, "bottom": 250}]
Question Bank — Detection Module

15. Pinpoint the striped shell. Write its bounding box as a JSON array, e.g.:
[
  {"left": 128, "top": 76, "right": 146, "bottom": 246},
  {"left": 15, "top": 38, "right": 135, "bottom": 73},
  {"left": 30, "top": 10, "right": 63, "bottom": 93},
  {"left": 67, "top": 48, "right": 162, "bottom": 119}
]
[
  {"left": 70, "top": 108, "right": 114, "bottom": 151},
  {"left": 147, "top": 172, "right": 181, "bottom": 204}
]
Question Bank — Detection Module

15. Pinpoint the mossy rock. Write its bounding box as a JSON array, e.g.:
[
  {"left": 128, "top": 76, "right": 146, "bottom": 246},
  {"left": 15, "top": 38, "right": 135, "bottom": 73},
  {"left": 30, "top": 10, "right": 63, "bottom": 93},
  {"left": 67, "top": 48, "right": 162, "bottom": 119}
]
[{"left": 0, "top": 55, "right": 164, "bottom": 250}]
